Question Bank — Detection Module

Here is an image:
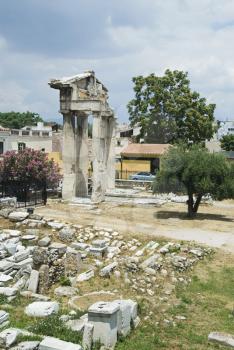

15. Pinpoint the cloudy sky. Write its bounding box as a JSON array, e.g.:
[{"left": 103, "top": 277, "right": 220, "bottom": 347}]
[{"left": 0, "top": 0, "right": 234, "bottom": 123}]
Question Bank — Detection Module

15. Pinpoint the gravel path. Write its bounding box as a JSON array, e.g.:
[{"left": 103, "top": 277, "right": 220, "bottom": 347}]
[{"left": 36, "top": 201, "right": 234, "bottom": 253}]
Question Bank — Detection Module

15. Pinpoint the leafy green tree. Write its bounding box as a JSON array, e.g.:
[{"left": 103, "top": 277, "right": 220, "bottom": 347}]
[
  {"left": 153, "top": 144, "right": 234, "bottom": 217},
  {"left": 220, "top": 134, "right": 234, "bottom": 151},
  {"left": 0, "top": 111, "right": 43, "bottom": 129},
  {"left": 127, "top": 69, "right": 216, "bottom": 145}
]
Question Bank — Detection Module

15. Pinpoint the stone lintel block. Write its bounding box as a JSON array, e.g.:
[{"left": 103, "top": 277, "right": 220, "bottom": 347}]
[{"left": 70, "top": 100, "right": 102, "bottom": 113}]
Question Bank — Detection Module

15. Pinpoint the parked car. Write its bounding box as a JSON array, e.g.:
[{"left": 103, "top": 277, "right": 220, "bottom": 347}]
[{"left": 129, "top": 171, "right": 156, "bottom": 181}]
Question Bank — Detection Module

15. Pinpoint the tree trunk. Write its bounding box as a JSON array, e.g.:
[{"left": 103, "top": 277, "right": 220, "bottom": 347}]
[
  {"left": 187, "top": 192, "right": 194, "bottom": 218},
  {"left": 187, "top": 192, "right": 203, "bottom": 217},
  {"left": 193, "top": 194, "right": 202, "bottom": 213},
  {"left": 42, "top": 182, "right": 47, "bottom": 205}
]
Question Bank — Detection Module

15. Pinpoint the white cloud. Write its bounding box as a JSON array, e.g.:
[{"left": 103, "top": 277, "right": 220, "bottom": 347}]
[
  {"left": 0, "top": 82, "right": 30, "bottom": 112},
  {"left": 0, "top": 0, "right": 234, "bottom": 121},
  {"left": 0, "top": 35, "right": 7, "bottom": 50}
]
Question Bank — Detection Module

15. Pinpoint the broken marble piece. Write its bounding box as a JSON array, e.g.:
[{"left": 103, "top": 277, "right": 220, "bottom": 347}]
[
  {"left": 25, "top": 301, "right": 59, "bottom": 317},
  {"left": 99, "top": 262, "right": 118, "bottom": 277},
  {"left": 39, "top": 336, "right": 82, "bottom": 350},
  {"left": 76, "top": 270, "right": 94, "bottom": 282}
]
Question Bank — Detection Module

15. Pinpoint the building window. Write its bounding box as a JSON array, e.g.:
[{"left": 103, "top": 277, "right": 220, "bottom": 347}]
[
  {"left": 0, "top": 142, "right": 3, "bottom": 155},
  {"left": 42, "top": 132, "right": 49, "bottom": 137},
  {"left": 11, "top": 130, "right": 19, "bottom": 135},
  {"left": 22, "top": 130, "right": 30, "bottom": 136},
  {"left": 32, "top": 131, "right": 40, "bottom": 136},
  {"left": 18, "top": 142, "right": 26, "bottom": 151}
]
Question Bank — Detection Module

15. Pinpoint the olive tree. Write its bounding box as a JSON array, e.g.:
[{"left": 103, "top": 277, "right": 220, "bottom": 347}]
[{"left": 153, "top": 144, "right": 234, "bottom": 217}]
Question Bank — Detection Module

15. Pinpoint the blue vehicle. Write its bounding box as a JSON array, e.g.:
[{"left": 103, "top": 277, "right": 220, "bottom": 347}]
[{"left": 130, "top": 171, "right": 156, "bottom": 181}]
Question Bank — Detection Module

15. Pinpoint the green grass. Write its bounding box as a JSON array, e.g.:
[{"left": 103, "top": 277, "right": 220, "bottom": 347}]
[
  {"left": 116, "top": 260, "right": 234, "bottom": 350},
  {"left": 3, "top": 253, "right": 234, "bottom": 350},
  {"left": 0, "top": 295, "right": 8, "bottom": 305},
  {"left": 28, "top": 314, "right": 83, "bottom": 344},
  {"left": 59, "top": 275, "right": 72, "bottom": 287},
  {"left": 16, "top": 334, "right": 43, "bottom": 344},
  {"left": 7, "top": 295, "right": 85, "bottom": 345}
]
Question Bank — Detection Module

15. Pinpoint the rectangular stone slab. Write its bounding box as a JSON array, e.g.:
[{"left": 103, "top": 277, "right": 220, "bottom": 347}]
[
  {"left": 208, "top": 332, "right": 234, "bottom": 347},
  {"left": 0, "top": 274, "right": 13, "bottom": 283},
  {"left": 13, "top": 251, "right": 30, "bottom": 263},
  {"left": 0, "top": 311, "right": 9, "bottom": 325},
  {"left": 0, "top": 261, "right": 14, "bottom": 272},
  {"left": 27, "top": 270, "right": 39, "bottom": 293},
  {"left": 39, "top": 336, "right": 82, "bottom": 350},
  {"left": 0, "top": 287, "right": 18, "bottom": 296},
  {"left": 88, "top": 301, "right": 119, "bottom": 315},
  {"left": 13, "top": 258, "right": 33, "bottom": 270}
]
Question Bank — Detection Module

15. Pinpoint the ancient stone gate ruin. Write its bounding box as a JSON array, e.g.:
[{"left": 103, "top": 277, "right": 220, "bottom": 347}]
[{"left": 49, "top": 71, "right": 116, "bottom": 202}]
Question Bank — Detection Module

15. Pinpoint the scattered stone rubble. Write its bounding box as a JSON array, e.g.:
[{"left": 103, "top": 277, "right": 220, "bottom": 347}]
[{"left": 0, "top": 206, "right": 213, "bottom": 349}]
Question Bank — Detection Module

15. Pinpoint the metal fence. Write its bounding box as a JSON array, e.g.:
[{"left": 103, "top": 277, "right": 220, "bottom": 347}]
[{"left": 0, "top": 181, "right": 46, "bottom": 208}]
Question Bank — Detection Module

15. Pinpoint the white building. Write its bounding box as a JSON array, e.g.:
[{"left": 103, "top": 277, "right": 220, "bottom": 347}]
[
  {"left": 216, "top": 120, "right": 234, "bottom": 140},
  {"left": 0, "top": 122, "right": 53, "bottom": 155},
  {"left": 115, "top": 123, "right": 141, "bottom": 159}
]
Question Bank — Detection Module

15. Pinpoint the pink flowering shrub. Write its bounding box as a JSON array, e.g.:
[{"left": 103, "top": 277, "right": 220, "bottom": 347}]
[{"left": 0, "top": 148, "right": 62, "bottom": 188}]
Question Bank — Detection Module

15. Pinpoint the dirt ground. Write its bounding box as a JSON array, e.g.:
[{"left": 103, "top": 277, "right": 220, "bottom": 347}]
[{"left": 36, "top": 198, "right": 234, "bottom": 252}]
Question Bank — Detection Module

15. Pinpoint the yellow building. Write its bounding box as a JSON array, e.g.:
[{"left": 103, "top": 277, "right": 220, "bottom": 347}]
[
  {"left": 47, "top": 152, "right": 63, "bottom": 172},
  {"left": 117, "top": 143, "right": 170, "bottom": 179}
]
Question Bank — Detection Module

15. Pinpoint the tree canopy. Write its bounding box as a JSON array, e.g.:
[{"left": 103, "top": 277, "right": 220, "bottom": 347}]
[
  {"left": 127, "top": 69, "right": 216, "bottom": 145},
  {"left": 153, "top": 144, "right": 234, "bottom": 217},
  {"left": 0, "top": 111, "right": 43, "bottom": 129},
  {"left": 220, "top": 134, "right": 234, "bottom": 151}
]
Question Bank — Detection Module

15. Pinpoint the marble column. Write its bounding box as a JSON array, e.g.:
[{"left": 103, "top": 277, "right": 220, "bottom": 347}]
[
  {"left": 75, "top": 113, "right": 89, "bottom": 197},
  {"left": 91, "top": 113, "right": 106, "bottom": 202},
  {"left": 106, "top": 116, "right": 116, "bottom": 190},
  {"left": 62, "top": 113, "right": 76, "bottom": 199}
]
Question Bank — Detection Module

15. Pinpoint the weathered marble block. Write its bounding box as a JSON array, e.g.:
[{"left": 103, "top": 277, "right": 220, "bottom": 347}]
[
  {"left": 39, "top": 336, "right": 82, "bottom": 350},
  {"left": 88, "top": 301, "right": 119, "bottom": 349}
]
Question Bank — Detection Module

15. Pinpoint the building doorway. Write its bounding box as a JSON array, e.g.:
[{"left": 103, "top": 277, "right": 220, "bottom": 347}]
[{"left": 0, "top": 142, "right": 4, "bottom": 155}]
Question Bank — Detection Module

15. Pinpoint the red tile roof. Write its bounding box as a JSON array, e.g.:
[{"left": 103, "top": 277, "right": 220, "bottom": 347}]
[
  {"left": 0, "top": 125, "right": 10, "bottom": 131},
  {"left": 121, "top": 143, "right": 171, "bottom": 157}
]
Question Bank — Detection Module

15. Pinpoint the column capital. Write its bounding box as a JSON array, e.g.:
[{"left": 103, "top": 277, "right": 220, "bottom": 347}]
[
  {"left": 92, "top": 111, "right": 101, "bottom": 118},
  {"left": 75, "top": 111, "right": 90, "bottom": 118}
]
